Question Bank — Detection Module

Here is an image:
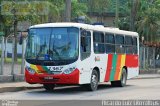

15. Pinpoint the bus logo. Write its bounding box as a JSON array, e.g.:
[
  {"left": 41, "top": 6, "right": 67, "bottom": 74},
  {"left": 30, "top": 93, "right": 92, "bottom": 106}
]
[{"left": 95, "top": 56, "right": 100, "bottom": 61}]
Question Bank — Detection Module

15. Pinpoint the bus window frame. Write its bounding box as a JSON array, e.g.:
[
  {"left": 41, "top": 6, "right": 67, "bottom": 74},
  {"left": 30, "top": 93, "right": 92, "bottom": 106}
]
[
  {"left": 93, "top": 31, "right": 105, "bottom": 54},
  {"left": 105, "top": 33, "right": 115, "bottom": 54},
  {"left": 132, "top": 37, "right": 138, "bottom": 55},
  {"left": 80, "top": 29, "right": 91, "bottom": 60},
  {"left": 125, "top": 35, "right": 133, "bottom": 54},
  {"left": 115, "top": 34, "right": 125, "bottom": 54}
]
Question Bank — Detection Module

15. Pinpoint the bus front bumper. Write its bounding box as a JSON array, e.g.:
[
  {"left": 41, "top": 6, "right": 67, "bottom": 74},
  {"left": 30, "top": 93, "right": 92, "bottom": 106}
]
[{"left": 25, "top": 69, "right": 79, "bottom": 84}]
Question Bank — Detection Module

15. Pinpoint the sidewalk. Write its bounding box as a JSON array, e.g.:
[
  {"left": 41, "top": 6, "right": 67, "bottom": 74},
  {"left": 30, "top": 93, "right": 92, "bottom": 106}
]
[
  {"left": 0, "top": 74, "right": 160, "bottom": 93},
  {"left": 131, "top": 74, "right": 160, "bottom": 79},
  {"left": 0, "top": 82, "right": 43, "bottom": 93}
]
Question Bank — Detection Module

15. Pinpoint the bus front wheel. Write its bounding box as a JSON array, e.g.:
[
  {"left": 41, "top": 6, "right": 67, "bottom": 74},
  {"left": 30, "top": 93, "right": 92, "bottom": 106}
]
[
  {"left": 84, "top": 70, "right": 99, "bottom": 91},
  {"left": 43, "top": 84, "right": 55, "bottom": 91},
  {"left": 111, "top": 68, "right": 127, "bottom": 87}
]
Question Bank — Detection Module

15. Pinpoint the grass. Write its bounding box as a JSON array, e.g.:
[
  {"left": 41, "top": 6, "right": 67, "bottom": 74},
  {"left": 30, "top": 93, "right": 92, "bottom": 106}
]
[
  {"left": 0, "top": 50, "right": 22, "bottom": 64},
  {"left": 4, "top": 58, "right": 22, "bottom": 64}
]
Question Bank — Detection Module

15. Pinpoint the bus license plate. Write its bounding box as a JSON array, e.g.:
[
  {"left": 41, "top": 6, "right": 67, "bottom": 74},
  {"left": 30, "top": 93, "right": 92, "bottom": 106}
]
[{"left": 44, "top": 76, "right": 53, "bottom": 80}]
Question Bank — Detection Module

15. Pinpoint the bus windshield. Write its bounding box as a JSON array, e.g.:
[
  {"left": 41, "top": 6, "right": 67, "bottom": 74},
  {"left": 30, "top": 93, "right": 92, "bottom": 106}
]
[{"left": 25, "top": 27, "right": 79, "bottom": 65}]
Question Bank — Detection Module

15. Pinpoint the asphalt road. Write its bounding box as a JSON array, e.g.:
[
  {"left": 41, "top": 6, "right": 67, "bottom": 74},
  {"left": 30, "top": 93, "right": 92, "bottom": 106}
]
[{"left": 0, "top": 78, "right": 160, "bottom": 106}]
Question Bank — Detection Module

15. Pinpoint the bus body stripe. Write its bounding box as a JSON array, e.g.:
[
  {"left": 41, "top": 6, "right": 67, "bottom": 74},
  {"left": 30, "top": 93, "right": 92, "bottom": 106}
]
[
  {"left": 114, "top": 55, "right": 122, "bottom": 80},
  {"left": 118, "top": 55, "right": 126, "bottom": 80},
  {"left": 42, "top": 66, "right": 50, "bottom": 73},
  {"left": 30, "top": 64, "right": 39, "bottom": 73},
  {"left": 104, "top": 54, "right": 113, "bottom": 81},
  {"left": 110, "top": 54, "right": 118, "bottom": 81},
  {"left": 37, "top": 65, "right": 47, "bottom": 73}
]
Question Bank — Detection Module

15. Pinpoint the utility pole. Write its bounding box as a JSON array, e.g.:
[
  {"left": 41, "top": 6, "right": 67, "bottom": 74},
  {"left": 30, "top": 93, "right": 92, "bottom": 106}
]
[
  {"left": 65, "top": 0, "right": 71, "bottom": 22},
  {"left": 115, "top": 0, "right": 119, "bottom": 27}
]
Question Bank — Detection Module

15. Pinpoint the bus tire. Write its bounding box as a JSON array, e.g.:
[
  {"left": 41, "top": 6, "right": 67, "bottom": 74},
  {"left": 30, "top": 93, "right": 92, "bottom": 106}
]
[
  {"left": 43, "top": 84, "right": 55, "bottom": 91},
  {"left": 111, "top": 68, "right": 127, "bottom": 87},
  {"left": 85, "top": 70, "right": 99, "bottom": 91}
]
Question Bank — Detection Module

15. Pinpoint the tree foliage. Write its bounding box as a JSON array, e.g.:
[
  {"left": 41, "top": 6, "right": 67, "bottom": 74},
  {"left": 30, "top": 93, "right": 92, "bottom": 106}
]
[
  {"left": 118, "top": 0, "right": 160, "bottom": 42},
  {"left": 136, "top": 0, "right": 160, "bottom": 42},
  {"left": 0, "top": 0, "right": 89, "bottom": 61}
]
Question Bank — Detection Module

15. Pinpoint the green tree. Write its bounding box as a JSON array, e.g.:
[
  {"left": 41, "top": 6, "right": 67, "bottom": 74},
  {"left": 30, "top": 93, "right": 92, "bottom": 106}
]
[
  {"left": 72, "top": 0, "right": 88, "bottom": 21},
  {"left": 0, "top": 0, "right": 42, "bottom": 61},
  {"left": 87, "top": 0, "right": 110, "bottom": 22},
  {"left": 136, "top": 0, "right": 160, "bottom": 42},
  {"left": 117, "top": 0, "right": 160, "bottom": 42}
]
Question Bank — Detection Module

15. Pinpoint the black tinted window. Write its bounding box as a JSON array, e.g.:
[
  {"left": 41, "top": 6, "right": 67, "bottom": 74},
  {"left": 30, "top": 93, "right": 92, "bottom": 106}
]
[
  {"left": 105, "top": 44, "right": 115, "bottom": 53},
  {"left": 133, "top": 37, "right": 137, "bottom": 45},
  {"left": 115, "top": 35, "right": 124, "bottom": 44},
  {"left": 94, "top": 43, "right": 105, "bottom": 53},
  {"left": 105, "top": 33, "right": 115, "bottom": 44},
  {"left": 93, "top": 32, "right": 104, "bottom": 43},
  {"left": 125, "top": 36, "right": 132, "bottom": 45}
]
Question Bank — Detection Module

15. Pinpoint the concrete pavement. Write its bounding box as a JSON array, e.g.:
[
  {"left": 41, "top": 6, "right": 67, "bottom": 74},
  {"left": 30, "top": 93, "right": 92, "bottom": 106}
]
[
  {"left": 0, "top": 74, "right": 160, "bottom": 93},
  {"left": 0, "top": 64, "right": 24, "bottom": 82},
  {"left": 0, "top": 82, "right": 42, "bottom": 93},
  {"left": 132, "top": 74, "right": 160, "bottom": 79},
  {"left": 1, "top": 77, "right": 160, "bottom": 100}
]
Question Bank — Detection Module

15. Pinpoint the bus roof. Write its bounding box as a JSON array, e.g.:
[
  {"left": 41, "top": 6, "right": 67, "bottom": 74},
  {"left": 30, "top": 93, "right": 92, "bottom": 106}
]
[{"left": 30, "top": 22, "right": 138, "bottom": 37}]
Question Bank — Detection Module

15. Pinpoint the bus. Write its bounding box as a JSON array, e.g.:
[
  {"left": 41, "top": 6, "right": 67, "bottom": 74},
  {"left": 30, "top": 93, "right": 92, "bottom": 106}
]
[{"left": 25, "top": 23, "right": 139, "bottom": 91}]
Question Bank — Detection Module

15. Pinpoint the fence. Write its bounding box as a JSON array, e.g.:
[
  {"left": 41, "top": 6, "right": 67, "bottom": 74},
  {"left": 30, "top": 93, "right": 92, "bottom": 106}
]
[
  {"left": 0, "top": 36, "right": 26, "bottom": 79},
  {"left": 139, "top": 46, "right": 160, "bottom": 71}
]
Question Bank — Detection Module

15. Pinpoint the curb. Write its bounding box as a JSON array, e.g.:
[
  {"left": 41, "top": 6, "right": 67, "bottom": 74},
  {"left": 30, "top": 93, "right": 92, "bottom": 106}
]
[
  {"left": 130, "top": 76, "right": 160, "bottom": 80},
  {"left": 0, "top": 86, "right": 43, "bottom": 93}
]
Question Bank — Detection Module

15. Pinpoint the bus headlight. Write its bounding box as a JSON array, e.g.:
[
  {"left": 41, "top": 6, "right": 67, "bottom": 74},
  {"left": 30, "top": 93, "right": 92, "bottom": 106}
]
[
  {"left": 63, "top": 67, "right": 76, "bottom": 74},
  {"left": 26, "top": 67, "right": 36, "bottom": 75}
]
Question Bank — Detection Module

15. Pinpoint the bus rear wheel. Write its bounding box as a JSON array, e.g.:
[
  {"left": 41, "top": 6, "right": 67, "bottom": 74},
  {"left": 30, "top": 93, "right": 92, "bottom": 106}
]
[
  {"left": 43, "top": 84, "right": 55, "bottom": 91},
  {"left": 111, "top": 68, "right": 127, "bottom": 87},
  {"left": 84, "top": 70, "right": 99, "bottom": 91}
]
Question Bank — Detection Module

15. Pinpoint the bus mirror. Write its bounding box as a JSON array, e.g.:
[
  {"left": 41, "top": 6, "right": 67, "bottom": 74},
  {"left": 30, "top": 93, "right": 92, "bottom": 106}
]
[
  {"left": 80, "top": 29, "right": 87, "bottom": 47},
  {"left": 81, "top": 36, "right": 86, "bottom": 47},
  {"left": 80, "top": 29, "right": 87, "bottom": 36}
]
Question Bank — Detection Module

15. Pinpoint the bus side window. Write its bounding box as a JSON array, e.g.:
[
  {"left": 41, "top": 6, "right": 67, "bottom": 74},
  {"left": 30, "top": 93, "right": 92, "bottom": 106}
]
[
  {"left": 115, "top": 35, "right": 125, "bottom": 54},
  {"left": 125, "top": 36, "right": 133, "bottom": 54},
  {"left": 105, "top": 33, "right": 115, "bottom": 53},
  {"left": 93, "top": 31, "right": 105, "bottom": 53},
  {"left": 133, "top": 37, "right": 138, "bottom": 54},
  {"left": 81, "top": 30, "right": 91, "bottom": 60}
]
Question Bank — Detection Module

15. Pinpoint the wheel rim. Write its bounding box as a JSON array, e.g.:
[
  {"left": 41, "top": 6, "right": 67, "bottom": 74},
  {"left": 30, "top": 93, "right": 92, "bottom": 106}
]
[
  {"left": 91, "top": 74, "right": 98, "bottom": 88},
  {"left": 121, "top": 72, "right": 126, "bottom": 84}
]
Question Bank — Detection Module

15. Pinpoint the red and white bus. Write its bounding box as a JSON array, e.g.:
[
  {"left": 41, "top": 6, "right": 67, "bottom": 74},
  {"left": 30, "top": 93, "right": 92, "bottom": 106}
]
[{"left": 25, "top": 23, "right": 139, "bottom": 91}]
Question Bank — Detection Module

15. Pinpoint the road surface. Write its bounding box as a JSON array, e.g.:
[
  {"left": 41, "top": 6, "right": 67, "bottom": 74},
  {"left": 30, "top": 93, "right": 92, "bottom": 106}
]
[{"left": 0, "top": 78, "right": 160, "bottom": 106}]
